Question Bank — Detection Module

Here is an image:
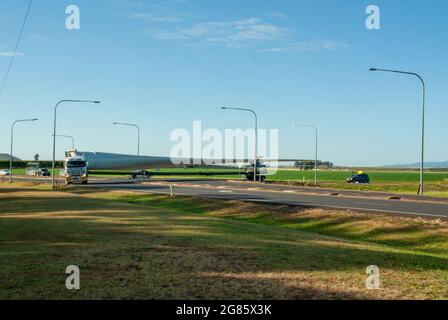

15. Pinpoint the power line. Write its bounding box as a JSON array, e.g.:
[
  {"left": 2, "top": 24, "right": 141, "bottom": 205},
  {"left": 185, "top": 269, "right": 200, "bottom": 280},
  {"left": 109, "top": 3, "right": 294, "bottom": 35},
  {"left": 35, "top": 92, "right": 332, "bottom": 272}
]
[{"left": 0, "top": 0, "right": 33, "bottom": 97}]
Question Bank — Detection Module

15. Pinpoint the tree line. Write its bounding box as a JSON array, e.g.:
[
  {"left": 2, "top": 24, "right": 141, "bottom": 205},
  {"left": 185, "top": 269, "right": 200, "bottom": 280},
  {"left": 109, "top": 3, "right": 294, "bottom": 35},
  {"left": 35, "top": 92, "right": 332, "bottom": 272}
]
[{"left": 0, "top": 161, "right": 64, "bottom": 169}]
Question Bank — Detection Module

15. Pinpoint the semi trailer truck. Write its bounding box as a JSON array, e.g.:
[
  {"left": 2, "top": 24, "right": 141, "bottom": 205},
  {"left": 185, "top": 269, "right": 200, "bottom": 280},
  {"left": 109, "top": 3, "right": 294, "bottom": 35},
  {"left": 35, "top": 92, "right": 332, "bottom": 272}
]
[{"left": 63, "top": 150, "right": 88, "bottom": 184}]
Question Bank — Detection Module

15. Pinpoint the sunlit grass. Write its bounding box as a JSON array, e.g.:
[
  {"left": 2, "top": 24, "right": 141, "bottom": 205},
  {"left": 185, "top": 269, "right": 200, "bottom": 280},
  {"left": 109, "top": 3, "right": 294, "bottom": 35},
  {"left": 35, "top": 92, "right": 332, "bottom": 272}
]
[{"left": 1, "top": 183, "right": 447, "bottom": 299}]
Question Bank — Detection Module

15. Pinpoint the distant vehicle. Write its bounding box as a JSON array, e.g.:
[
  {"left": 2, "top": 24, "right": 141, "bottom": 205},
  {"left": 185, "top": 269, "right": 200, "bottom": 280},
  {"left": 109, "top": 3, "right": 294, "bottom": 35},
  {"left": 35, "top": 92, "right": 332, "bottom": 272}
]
[
  {"left": 0, "top": 169, "right": 11, "bottom": 176},
  {"left": 37, "top": 168, "right": 50, "bottom": 177},
  {"left": 129, "top": 170, "right": 151, "bottom": 179},
  {"left": 347, "top": 171, "right": 370, "bottom": 184},
  {"left": 244, "top": 163, "right": 268, "bottom": 182},
  {"left": 26, "top": 163, "right": 51, "bottom": 177}
]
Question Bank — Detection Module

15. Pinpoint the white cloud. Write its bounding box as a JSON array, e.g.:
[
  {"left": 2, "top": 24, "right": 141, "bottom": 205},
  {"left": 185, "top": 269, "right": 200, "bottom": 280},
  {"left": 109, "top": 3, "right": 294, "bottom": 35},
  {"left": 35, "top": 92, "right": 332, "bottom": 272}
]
[
  {"left": 148, "top": 18, "right": 291, "bottom": 48},
  {"left": 259, "top": 40, "right": 351, "bottom": 53},
  {"left": 269, "top": 12, "right": 288, "bottom": 21},
  {"left": 0, "top": 51, "right": 25, "bottom": 57}
]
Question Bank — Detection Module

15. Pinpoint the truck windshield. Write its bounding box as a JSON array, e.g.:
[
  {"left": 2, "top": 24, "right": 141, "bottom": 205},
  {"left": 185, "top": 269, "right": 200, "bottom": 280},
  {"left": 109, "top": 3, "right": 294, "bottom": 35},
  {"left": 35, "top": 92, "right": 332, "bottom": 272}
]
[{"left": 67, "top": 161, "right": 86, "bottom": 168}]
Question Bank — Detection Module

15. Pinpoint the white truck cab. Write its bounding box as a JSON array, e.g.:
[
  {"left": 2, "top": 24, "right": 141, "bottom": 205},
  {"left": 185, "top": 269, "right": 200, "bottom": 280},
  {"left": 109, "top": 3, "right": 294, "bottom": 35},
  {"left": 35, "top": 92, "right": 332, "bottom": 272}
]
[{"left": 64, "top": 150, "right": 88, "bottom": 184}]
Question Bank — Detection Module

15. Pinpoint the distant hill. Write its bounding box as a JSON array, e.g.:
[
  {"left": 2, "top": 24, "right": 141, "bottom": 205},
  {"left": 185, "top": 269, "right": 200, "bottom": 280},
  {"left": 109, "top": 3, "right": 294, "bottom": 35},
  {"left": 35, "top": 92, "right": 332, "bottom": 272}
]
[
  {"left": 0, "top": 154, "right": 21, "bottom": 161},
  {"left": 385, "top": 161, "right": 448, "bottom": 169}
]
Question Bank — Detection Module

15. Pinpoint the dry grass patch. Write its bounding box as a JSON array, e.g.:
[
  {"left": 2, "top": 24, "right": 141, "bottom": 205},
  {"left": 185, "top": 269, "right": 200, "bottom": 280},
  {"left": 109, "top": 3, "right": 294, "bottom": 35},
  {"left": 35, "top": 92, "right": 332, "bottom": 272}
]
[{"left": 1, "top": 183, "right": 447, "bottom": 299}]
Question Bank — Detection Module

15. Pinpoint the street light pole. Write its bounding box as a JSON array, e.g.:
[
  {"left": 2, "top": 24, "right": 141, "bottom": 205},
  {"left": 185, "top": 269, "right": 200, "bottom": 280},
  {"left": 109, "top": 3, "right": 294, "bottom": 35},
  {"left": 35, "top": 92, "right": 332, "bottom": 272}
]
[
  {"left": 10, "top": 118, "right": 38, "bottom": 182},
  {"left": 52, "top": 100, "right": 100, "bottom": 189},
  {"left": 293, "top": 124, "right": 318, "bottom": 186},
  {"left": 369, "top": 67, "right": 426, "bottom": 195},
  {"left": 221, "top": 107, "right": 258, "bottom": 182},
  {"left": 112, "top": 122, "right": 141, "bottom": 156},
  {"left": 53, "top": 135, "right": 75, "bottom": 150}
]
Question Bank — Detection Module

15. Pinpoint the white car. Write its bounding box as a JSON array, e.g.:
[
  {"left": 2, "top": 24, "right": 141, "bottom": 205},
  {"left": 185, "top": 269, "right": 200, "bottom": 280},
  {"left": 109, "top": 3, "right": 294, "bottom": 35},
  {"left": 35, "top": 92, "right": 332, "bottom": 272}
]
[{"left": 0, "top": 169, "right": 11, "bottom": 176}]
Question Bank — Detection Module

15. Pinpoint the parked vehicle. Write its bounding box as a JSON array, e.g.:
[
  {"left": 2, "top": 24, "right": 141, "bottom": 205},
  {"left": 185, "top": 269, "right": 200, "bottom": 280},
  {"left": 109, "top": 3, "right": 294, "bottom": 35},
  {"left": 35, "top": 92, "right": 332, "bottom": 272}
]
[
  {"left": 347, "top": 171, "right": 370, "bottom": 184},
  {"left": 0, "top": 169, "right": 11, "bottom": 176}
]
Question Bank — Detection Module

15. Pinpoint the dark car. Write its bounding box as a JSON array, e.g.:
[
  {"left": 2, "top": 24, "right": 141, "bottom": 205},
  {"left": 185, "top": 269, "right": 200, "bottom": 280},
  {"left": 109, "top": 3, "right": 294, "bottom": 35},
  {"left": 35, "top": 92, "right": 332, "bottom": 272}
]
[
  {"left": 347, "top": 173, "right": 370, "bottom": 184},
  {"left": 37, "top": 168, "right": 51, "bottom": 177},
  {"left": 129, "top": 170, "right": 151, "bottom": 179},
  {"left": 244, "top": 164, "right": 267, "bottom": 182}
]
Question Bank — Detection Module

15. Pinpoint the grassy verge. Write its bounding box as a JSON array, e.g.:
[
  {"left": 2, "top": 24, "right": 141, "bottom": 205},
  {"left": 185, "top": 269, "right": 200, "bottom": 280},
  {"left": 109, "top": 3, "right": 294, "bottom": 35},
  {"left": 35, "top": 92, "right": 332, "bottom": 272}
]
[{"left": 1, "top": 183, "right": 447, "bottom": 299}]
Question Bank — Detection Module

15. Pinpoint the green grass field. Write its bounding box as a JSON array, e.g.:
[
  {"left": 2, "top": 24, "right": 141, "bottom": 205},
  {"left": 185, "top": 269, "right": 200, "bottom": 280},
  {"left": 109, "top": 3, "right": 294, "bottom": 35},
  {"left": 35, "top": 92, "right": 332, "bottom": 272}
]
[
  {"left": 8, "top": 167, "right": 448, "bottom": 182},
  {"left": 1, "top": 182, "right": 447, "bottom": 299},
  {"left": 269, "top": 169, "right": 448, "bottom": 183},
  {"left": 87, "top": 168, "right": 448, "bottom": 183}
]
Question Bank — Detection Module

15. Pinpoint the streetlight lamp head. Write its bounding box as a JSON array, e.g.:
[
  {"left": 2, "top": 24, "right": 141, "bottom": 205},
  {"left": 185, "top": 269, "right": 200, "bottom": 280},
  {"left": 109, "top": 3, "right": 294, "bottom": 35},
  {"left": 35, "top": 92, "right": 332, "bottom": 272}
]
[
  {"left": 94, "top": 101, "right": 101, "bottom": 104},
  {"left": 221, "top": 107, "right": 227, "bottom": 110},
  {"left": 369, "top": 68, "right": 377, "bottom": 72},
  {"left": 32, "top": 118, "right": 38, "bottom": 121}
]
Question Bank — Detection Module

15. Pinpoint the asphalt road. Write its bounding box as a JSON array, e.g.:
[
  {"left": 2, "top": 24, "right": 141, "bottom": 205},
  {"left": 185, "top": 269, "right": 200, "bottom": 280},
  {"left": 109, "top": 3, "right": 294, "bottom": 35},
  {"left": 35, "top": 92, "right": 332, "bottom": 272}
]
[
  {"left": 88, "top": 179, "right": 448, "bottom": 220},
  {"left": 7, "top": 176, "right": 448, "bottom": 219}
]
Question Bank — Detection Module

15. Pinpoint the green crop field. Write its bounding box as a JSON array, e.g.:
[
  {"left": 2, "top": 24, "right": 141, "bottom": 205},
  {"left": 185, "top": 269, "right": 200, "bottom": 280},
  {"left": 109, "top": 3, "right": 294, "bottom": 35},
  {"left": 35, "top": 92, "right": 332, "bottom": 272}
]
[
  {"left": 267, "top": 169, "right": 448, "bottom": 197},
  {"left": 267, "top": 170, "right": 448, "bottom": 183},
  {"left": 7, "top": 167, "right": 448, "bottom": 183}
]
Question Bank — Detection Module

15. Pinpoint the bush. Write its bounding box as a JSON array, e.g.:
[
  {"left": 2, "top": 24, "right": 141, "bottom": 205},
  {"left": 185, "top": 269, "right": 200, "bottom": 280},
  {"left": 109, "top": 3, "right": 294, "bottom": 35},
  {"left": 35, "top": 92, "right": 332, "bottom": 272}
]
[{"left": 0, "top": 161, "right": 64, "bottom": 169}]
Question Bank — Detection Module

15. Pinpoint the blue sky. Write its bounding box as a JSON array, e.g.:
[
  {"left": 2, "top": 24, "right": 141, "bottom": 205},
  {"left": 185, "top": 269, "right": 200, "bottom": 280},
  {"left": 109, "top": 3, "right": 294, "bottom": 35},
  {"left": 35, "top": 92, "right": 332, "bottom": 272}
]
[{"left": 0, "top": 0, "right": 447, "bottom": 166}]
